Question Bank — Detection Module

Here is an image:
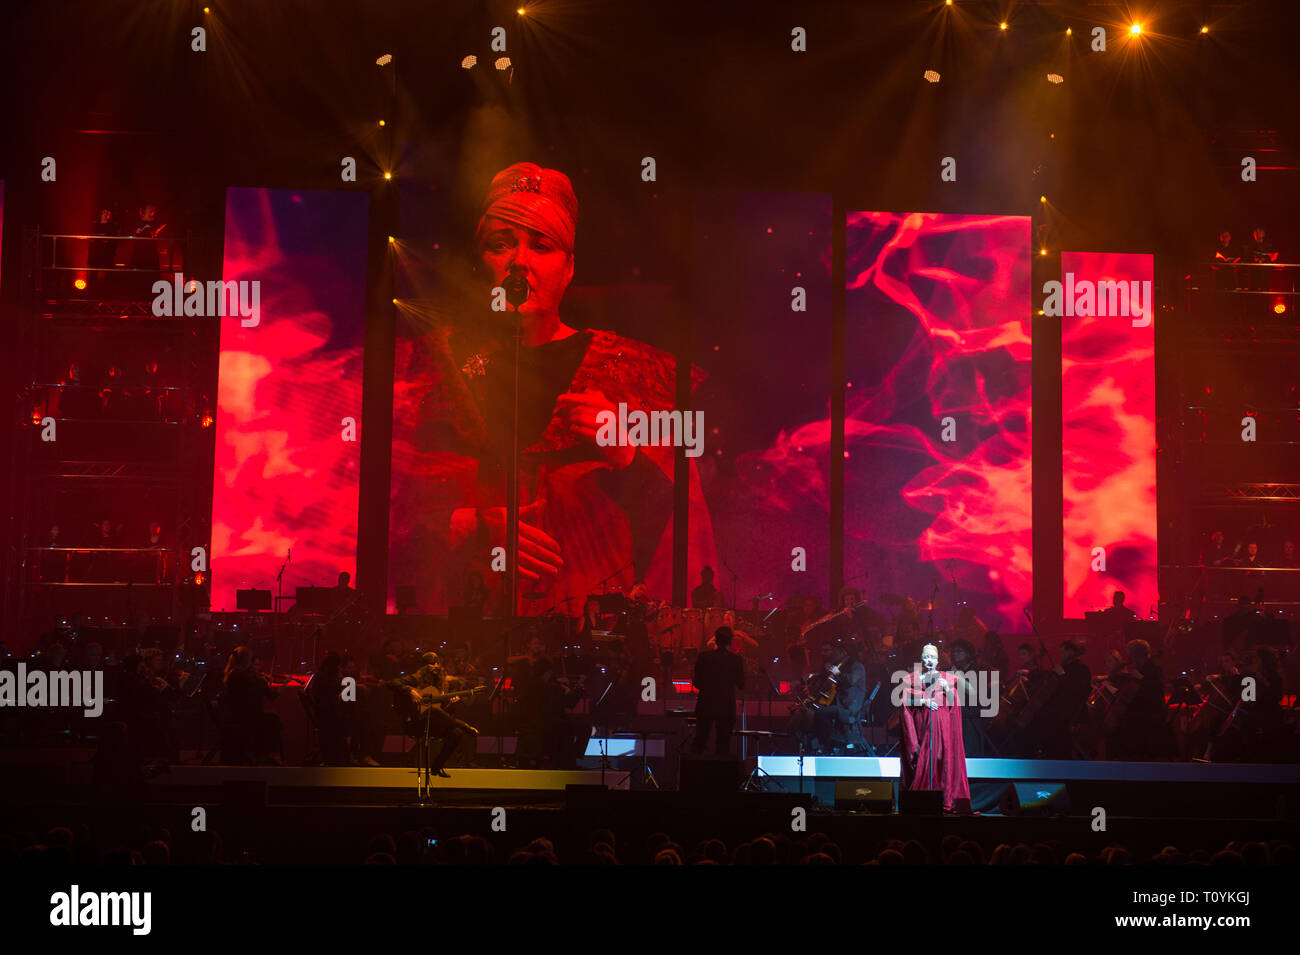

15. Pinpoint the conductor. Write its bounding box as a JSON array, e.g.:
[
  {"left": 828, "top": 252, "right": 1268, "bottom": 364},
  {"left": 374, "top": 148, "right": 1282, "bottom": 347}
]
[{"left": 691, "top": 626, "right": 745, "bottom": 756}]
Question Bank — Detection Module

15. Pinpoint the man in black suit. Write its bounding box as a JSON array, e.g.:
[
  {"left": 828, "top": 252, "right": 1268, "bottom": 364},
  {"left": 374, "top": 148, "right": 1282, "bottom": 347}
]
[{"left": 691, "top": 626, "right": 745, "bottom": 755}]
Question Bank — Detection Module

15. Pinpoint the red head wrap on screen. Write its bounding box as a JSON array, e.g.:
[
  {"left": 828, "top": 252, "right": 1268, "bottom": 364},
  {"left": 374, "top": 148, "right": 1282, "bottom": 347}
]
[{"left": 474, "top": 161, "right": 578, "bottom": 254}]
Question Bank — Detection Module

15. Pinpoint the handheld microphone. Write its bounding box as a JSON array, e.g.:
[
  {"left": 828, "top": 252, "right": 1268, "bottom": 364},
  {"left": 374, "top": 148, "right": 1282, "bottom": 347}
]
[{"left": 505, "top": 273, "right": 530, "bottom": 309}]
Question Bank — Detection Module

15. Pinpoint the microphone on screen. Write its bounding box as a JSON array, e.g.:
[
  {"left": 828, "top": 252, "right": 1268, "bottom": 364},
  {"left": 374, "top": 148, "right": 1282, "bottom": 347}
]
[{"left": 505, "top": 273, "right": 530, "bottom": 309}]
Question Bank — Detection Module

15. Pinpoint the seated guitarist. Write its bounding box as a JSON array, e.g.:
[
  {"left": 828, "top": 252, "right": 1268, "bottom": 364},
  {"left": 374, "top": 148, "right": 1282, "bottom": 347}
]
[{"left": 389, "top": 652, "right": 481, "bottom": 778}]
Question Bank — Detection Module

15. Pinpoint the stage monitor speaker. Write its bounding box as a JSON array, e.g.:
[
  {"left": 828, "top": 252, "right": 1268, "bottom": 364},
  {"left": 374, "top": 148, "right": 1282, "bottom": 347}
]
[
  {"left": 680, "top": 756, "right": 748, "bottom": 792},
  {"left": 834, "top": 779, "right": 894, "bottom": 813},
  {"left": 998, "top": 781, "right": 1070, "bottom": 816},
  {"left": 898, "top": 789, "right": 943, "bottom": 815}
]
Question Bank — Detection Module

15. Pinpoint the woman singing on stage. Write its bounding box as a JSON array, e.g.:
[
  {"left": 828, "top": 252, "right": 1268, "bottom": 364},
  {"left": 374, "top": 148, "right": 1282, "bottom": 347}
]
[{"left": 897, "top": 643, "right": 971, "bottom": 813}]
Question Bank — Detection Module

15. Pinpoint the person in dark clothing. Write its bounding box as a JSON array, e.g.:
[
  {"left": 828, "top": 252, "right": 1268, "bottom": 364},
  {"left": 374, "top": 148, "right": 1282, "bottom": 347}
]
[
  {"left": 1040, "top": 640, "right": 1093, "bottom": 759},
  {"left": 691, "top": 626, "right": 745, "bottom": 755},
  {"left": 1098, "top": 590, "right": 1137, "bottom": 654},
  {"left": 390, "top": 652, "right": 480, "bottom": 778},
  {"left": 1241, "top": 227, "right": 1278, "bottom": 291},
  {"left": 1112, "top": 638, "right": 1173, "bottom": 760},
  {"left": 526, "top": 656, "right": 585, "bottom": 768},
  {"left": 219, "top": 646, "right": 283, "bottom": 764},
  {"left": 691, "top": 566, "right": 724, "bottom": 609},
  {"left": 308, "top": 652, "right": 350, "bottom": 765},
  {"left": 815, "top": 642, "right": 868, "bottom": 753},
  {"left": 948, "top": 638, "right": 987, "bottom": 757}
]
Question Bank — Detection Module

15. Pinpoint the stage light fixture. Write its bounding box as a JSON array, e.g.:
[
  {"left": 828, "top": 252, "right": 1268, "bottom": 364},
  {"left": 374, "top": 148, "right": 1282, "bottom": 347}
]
[
  {"left": 1066, "top": 27, "right": 1072, "bottom": 36},
  {"left": 384, "top": 172, "right": 392, "bottom": 180},
  {"left": 1039, "top": 195, "right": 1046, "bottom": 203},
  {"left": 201, "top": 414, "right": 214, "bottom": 429},
  {"left": 1130, "top": 23, "right": 1142, "bottom": 35},
  {"left": 74, "top": 277, "right": 87, "bottom": 290},
  {"left": 392, "top": 298, "right": 399, "bottom": 305},
  {"left": 203, "top": 6, "right": 210, "bottom": 13},
  {"left": 923, "top": 69, "right": 940, "bottom": 83},
  {"left": 388, "top": 235, "right": 395, "bottom": 244},
  {"left": 495, "top": 57, "right": 512, "bottom": 70},
  {"left": 194, "top": 572, "right": 206, "bottom": 586},
  {"left": 461, "top": 55, "right": 477, "bottom": 69},
  {"left": 1200, "top": 26, "right": 1208, "bottom": 34},
  {"left": 1047, "top": 73, "right": 1063, "bottom": 84},
  {"left": 1000, "top": 22, "right": 1008, "bottom": 31},
  {"left": 378, "top": 119, "right": 386, "bottom": 127},
  {"left": 376, "top": 53, "right": 393, "bottom": 66},
  {"left": 1273, "top": 298, "right": 1287, "bottom": 315},
  {"left": 1040, "top": 248, "right": 1047, "bottom": 256}
]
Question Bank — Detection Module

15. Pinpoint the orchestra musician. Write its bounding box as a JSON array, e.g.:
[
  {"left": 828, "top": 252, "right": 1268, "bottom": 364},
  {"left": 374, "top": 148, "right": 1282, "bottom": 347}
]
[
  {"left": 219, "top": 646, "right": 284, "bottom": 765},
  {"left": 389, "top": 652, "right": 481, "bottom": 779},
  {"left": 577, "top": 597, "right": 609, "bottom": 643},
  {"left": 705, "top": 610, "right": 760, "bottom": 653},
  {"left": 816, "top": 642, "right": 868, "bottom": 754},
  {"left": 1037, "top": 640, "right": 1092, "bottom": 759},
  {"left": 517, "top": 654, "right": 586, "bottom": 769},
  {"left": 1107, "top": 639, "right": 1173, "bottom": 760}
]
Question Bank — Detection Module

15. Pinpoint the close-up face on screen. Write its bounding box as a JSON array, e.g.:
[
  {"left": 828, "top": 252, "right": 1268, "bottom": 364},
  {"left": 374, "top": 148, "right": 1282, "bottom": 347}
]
[{"left": 1, "top": 0, "right": 1298, "bottom": 929}]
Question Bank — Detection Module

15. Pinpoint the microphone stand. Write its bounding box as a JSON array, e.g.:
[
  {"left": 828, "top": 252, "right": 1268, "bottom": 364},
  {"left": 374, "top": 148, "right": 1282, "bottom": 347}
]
[
  {"left": 274, "top": 549, "right": 290, "bottom": 677},
  {"left": 722, "top": 559, "right": 739, "bottom": 611},
  {"left": 594, "top": 560, "right": 634, "bottom": 595},
  {"left": 500, "top": 279, "right": 527, "bottom": 765},
  {"left": 947, "top": 561, "right": 961, "bottom": 632},
  {"left": 506, "top": 291, "right": 524, "bottom": 622}
]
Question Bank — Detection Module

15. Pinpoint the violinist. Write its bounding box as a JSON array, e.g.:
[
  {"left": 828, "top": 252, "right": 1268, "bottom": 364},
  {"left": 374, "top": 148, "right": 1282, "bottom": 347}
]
[
  {"left": 522, "top": 655, "right": 586, "bottom": 769},
  {"left": 220, "top": 646, "right": 284, "bottom": 764},
  {"left": 978, "top": 631, "right": 1009, "bottom": 686},
  {"left": 1038, "top": 640, "right": 1092, "bottom": 759},
  {"left": 1015, "top": 643, "right": 1050, "bottom": 693},
  {"left": 1109, "top": 639, "right": 1173, "bottom": 760},
  {"left": 705, "top": 611, "right": 760, "bottom": 654},
  {"left": 947, "top": 639, "right": 987, "bottom": 756},
  {"left": 116, "top": 651, "right": 177, "bottom": 759}
]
